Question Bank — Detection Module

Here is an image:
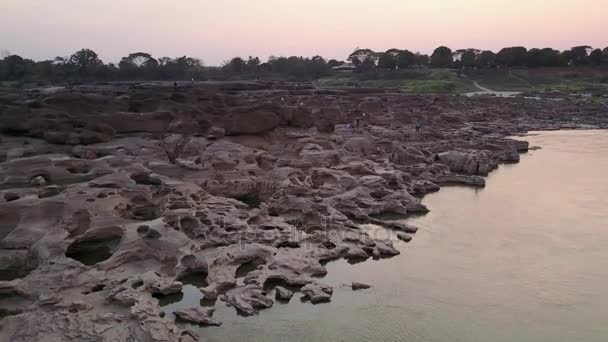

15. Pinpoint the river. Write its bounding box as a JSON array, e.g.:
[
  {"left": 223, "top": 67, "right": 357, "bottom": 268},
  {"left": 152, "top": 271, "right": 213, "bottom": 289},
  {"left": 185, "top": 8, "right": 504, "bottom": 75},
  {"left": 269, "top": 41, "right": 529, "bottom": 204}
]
[{"left": 171, "top": 130, "right": 608, "bottom": 342}]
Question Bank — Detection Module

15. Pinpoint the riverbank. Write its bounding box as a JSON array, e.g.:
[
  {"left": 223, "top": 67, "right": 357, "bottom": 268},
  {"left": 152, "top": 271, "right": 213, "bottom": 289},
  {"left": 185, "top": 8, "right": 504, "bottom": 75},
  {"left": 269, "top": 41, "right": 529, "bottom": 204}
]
[{"left": 1, "top": 82, "right": 608, "bottom": 341}]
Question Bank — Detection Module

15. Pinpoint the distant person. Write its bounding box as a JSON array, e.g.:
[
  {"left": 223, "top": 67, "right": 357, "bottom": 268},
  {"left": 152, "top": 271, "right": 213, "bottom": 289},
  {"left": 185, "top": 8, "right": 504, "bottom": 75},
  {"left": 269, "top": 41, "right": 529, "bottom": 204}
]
[
  {"left": 415, "top": 120, "right": 423, "bottom": 132},
  {"left": 173, "top": 81, "right": 178, "bottom": 91},
  {"left": 191, "top": 78, "right": 195, "bottom": 86}
]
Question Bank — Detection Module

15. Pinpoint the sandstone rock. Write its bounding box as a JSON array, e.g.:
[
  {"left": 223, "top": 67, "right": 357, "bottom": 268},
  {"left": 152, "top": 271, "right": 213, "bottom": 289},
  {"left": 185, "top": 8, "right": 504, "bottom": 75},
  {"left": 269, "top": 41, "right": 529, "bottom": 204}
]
[
  {"left": 174, "top": 307, "right": 221, "bottom": 326},
  {"left": 224, "top": 108, "right": 280, "bottom": 135},
  {"left": 72, "top": 145, "right": 98, "bottom": 159},
  {"left": 275, "top": 286, "right": 294, "bottom": 301},
  {"left": 38, "top": 185, "right": 61, "bottom": 198},
  {"left": 438, "top": 175, "right": 486, "bottom": 187},
  {"left": 437, "top": 150, "right": 498, "bottom": 175},
  {"left": 224, "top": 284, "right": 274, "bottom": 316},
  {"left": 207, "top": 126, "right": 226, "bottom": 140},
  {"left": 1, "top": 81, "right": 604, "bottom": 341},
  {"left": 3, "top": 192, "right": 19, "bottom": 202},
  {"left": 397, "top": 233, "right": 413, "bottom": 243},
  {"left": 352, "top": 282, "right": 371, "bottom": 290},
  {"left": 300, "top": 283, "right": 333, "bottom": 304},
  {"left": 30, "top": 175, "right": 47, "bottom": 187}
]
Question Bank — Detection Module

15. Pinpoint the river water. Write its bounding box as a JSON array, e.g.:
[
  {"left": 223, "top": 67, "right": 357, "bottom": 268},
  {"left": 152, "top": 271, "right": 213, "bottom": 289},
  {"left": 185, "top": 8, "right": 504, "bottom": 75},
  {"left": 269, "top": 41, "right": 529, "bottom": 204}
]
[{"left": 175, "top": 130, "right": 608, "bottom": 342}]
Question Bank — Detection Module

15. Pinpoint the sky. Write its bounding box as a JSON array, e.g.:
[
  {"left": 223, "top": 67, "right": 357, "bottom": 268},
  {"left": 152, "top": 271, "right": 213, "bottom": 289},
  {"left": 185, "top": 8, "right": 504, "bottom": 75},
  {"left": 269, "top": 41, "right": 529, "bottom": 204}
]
[{"left": 1, "top": 0, "right": 607, "bottom": 66}]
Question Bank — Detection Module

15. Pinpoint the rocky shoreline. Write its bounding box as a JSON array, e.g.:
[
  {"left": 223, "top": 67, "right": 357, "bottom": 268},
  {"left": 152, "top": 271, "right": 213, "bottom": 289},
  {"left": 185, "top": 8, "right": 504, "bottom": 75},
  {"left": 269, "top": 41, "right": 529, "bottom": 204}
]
[{"left": 1, "top": 81, "right": 607, "bottom": 341}]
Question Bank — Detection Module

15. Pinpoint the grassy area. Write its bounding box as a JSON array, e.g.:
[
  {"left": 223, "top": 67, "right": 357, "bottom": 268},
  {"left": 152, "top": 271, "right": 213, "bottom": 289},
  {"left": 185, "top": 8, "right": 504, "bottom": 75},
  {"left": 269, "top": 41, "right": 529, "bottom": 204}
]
[
  {"left": 317, "top": 69, "right": 477, "bottom": 94},
  {"left": 464, "top": 69, "right": 534, "bottom": 91},
  {"left": 465, "top": 67, "right": 608, "bottom": 96}
]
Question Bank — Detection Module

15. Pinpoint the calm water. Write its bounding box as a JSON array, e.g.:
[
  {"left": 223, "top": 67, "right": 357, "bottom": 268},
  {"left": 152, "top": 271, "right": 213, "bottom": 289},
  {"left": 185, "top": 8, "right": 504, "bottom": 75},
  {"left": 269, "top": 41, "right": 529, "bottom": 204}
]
[{"left": 180, "top": 130, "right": 608, "bottom": 342}]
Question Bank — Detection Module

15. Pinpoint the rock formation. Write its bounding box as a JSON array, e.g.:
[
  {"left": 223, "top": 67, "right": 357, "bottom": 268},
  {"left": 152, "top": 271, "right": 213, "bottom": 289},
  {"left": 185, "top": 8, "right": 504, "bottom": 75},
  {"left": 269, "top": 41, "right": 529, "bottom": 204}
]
[{"left": 1, "top": 81, "right": 607, "bottom": 341}]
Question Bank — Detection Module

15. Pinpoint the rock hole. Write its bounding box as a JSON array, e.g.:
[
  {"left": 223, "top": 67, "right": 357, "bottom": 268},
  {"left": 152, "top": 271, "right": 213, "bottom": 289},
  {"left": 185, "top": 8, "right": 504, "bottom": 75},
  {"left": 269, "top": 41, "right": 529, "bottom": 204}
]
[
  {"left": 235, "top": 259, "right": 265, "bottom": 279},
  {"left": 233, "top": 193, "right": 262, "bottom": 209},
  {"left": 132, "top": 280, "right": 144, "bottom": 289},
  {"left": 65, "top": 228, "right": 123, "bottom": 266}
]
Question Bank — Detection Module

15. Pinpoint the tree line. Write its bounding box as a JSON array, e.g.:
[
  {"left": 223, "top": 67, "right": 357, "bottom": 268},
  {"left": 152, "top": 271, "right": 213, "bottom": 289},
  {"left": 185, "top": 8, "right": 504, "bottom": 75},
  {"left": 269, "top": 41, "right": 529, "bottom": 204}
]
[
  {"left": 355, "top": 45, "right": 608, "bottom": 70},
  {"left": 1, "top": 45, "right": 608, "bottom": 83}
]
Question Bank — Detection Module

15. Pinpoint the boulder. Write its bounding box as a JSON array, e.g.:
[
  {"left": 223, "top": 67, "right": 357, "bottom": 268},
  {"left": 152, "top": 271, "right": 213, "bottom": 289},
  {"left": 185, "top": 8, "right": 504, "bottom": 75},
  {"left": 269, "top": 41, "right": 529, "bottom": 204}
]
[
  {"left": 275, "top": 286, "right": 294, "bottom": 301},
  {"left": 174, "top": 307, "right": 221, "bottom": 326},
  {"left": 351, "top": 282, "right": 371, "bottom": 290},
  {"left": 224, "top": 108, "right": 280, "bottom": 135},
  {"left": 38, "top": 186, "right": 61, "bottom": 199},
  {"left": 300, "top": 283, "right": 333, "bottom": 304}
]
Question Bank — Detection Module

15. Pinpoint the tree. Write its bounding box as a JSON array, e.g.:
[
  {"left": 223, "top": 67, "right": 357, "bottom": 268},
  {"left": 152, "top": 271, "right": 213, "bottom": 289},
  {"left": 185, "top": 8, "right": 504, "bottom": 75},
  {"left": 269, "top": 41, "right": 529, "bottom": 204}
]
[
  {"left": 460, "top": 50, "right": 477, "bottom": 68},
  {"left": 430, "top": 46, "right": 453, "bottom": 68},
  {"left": 224, "top": 57, "right": 246, "bottom": 74},
  {"left": 377, "top": 52, "right": 396, "bottom": 69},
  {"left": 0, "top": 55, "right": 28, "bottom": 80},
  {"left": 539, "top": 48, "right": 564, "bottom": 67},
  {"left": 327, "top": 59, "right": 341, "bottom": 68},
  {"left": 246, "top": 56, "right": 261, "bottom": 71},
  {"left": 569, "top": 45, "right": 592, "bottom": 65},
  {"left": 415, "top": 53, "right": 429, "bottom": 67},
  {"left": 396, "top": 50, "right": 416, "bottom": 69},
  {"left": 476, "top": 50, "right": 496, "bottom": 68},
  {"left": 589, "top": 49, "right": 603, "bottom": 65},
  {"left": 561, "top": 50, "right": 574, "bottom": 66},
  {"left": 68, "top": 49, "right": 102, "bottom": 80},
  {"left": 348, "top": 48, "right": 376, "bottom": 66},
  {"left": 118, "top": 52, "right": 158, "bottom": 79},
  {"left": 496, "top": 47, "right": 527, "bottom": 67}
]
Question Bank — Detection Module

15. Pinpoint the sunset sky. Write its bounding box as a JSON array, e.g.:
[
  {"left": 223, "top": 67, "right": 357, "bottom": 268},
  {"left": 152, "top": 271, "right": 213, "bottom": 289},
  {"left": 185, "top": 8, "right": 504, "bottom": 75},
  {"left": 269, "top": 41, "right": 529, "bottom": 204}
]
[{"left": 1, "top": 0, "right": 606, "bottom": 65}]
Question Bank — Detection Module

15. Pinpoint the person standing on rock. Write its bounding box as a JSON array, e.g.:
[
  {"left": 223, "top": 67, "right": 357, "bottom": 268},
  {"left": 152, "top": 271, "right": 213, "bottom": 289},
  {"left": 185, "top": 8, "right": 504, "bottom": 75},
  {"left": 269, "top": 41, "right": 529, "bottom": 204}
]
[{"left": 415, "top": 119, "right": 423, "bottom": 132}]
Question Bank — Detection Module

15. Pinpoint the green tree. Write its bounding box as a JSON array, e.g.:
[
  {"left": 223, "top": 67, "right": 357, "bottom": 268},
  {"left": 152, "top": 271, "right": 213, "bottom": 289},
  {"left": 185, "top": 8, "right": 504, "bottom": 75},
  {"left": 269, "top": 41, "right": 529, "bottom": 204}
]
[
  {"left": 460, "top": 50, "right": 477, "bottom": 68},
  {"left": 377, "top": 52, "right": 396, "bottom": 69},
  {"left": 0, "top": 55, "right": 28, "bottom": 80},
  {"left": 68, "top": 49, "right": 102, "bottom": 80},
  {"left": 119, "top": 52, "right": 158, "bottom": 79},
  {"left": 430, "top": 46, "right": 453, "bottom": 68},
  {"left": 224, "top": 57, "right": 246, "bottom": 74},
  {"left": 396, "top": 50, "right": 416, "bottom": 69},
  {"left": 327, "top": 59, "right": 341, "bottom": 68},
  {"left": 569, "top": 45, "right": 591, "bottom": 65},
  {"left": 476, "top": 50, "right": 496, "bottom": 68},
  {"left": 415, "top": 53, "right": 430, "bottom": 67},
  {"left": 496, "top": 47, "right": 527, "bottom": 67},
  {"left": 589, "top": 48, "right": 603, "bottom": 65},
  {"left": 348, "top": 48, "right": 376, "bottom": 66}
]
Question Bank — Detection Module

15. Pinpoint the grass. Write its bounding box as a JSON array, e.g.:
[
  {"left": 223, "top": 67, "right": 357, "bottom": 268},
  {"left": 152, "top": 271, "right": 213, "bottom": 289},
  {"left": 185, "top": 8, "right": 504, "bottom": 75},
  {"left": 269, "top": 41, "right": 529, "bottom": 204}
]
[
  {"left": 317, "top": 69, "right": 477, "bottom": 94},
  {"left": 318, "top": 67, "right": 608, "bottom": 97},
  {"left": 465, "top": 67, "right": 608, "bottom": 96}
]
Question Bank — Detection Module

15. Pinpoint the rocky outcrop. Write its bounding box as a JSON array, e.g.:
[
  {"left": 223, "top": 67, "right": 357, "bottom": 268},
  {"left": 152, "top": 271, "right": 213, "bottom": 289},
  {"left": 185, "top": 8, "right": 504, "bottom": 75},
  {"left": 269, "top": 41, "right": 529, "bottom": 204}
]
[
  {"left": 1, "top": 81, "right": 605, "bottom": 341},
  {"left": 436, "top": 150, "right": 498, "bottom": 175}
]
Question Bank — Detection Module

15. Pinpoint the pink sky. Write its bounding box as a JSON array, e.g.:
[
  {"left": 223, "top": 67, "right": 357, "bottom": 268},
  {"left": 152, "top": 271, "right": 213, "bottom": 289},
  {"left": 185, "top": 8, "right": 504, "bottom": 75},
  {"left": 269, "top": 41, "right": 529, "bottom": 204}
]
[{"left": 1, "top": 0, "right": 606, "bottom": 66}]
